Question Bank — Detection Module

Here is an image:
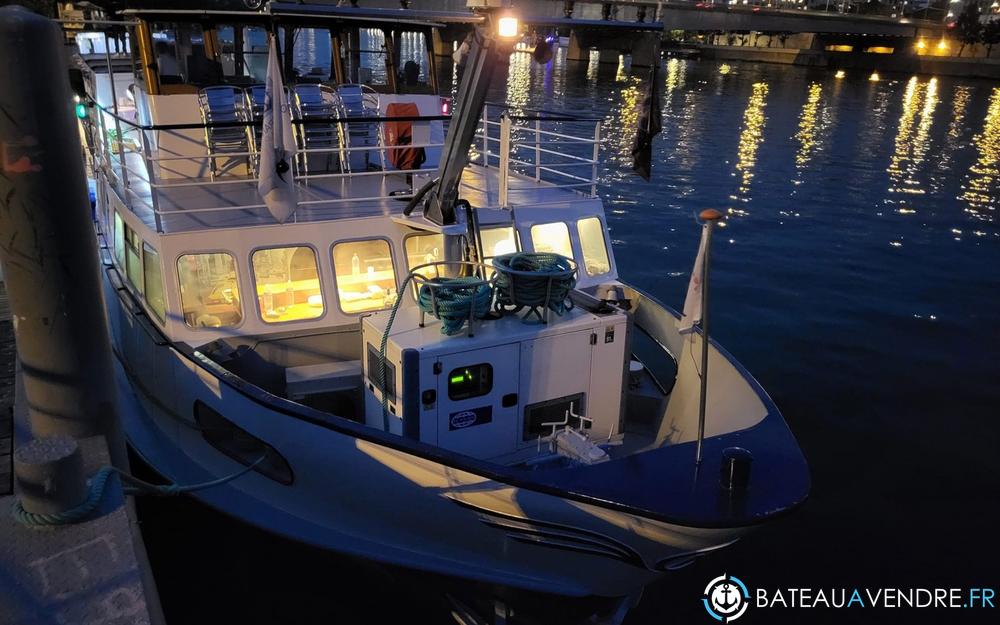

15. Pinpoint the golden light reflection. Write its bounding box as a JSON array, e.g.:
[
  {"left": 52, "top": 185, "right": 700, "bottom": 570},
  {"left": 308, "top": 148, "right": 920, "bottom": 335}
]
[
  {"left": 505, "top": 48, "right": 532, "bottom": 114},
  {"left": 948, "top": 86, "right": 972, "bottom": 140},
  {"left": 730, "top": 82, "right": 769, "bottom": 211},
  {"left": 664, "top": 57, "right": 684, "bottom": 94},
  {"left": 795, "top": 82, "right": 823, "bottom": 169},
  {"left": 887, "top": 77, "right": 938, "bottom": 199},
  {"left": 960, "top": 87, "right": 1000, "bottom": 221},
  {"left": 612, "top": 77, "right": 642, "bottom": 162}
]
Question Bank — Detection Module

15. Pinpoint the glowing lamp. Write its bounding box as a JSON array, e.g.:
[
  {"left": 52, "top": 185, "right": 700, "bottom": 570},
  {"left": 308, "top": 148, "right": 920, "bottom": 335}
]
[
  {"left": 869, "top": 72, "right": 880, "bottom": 82},
  {"left": 835, "top": 70, "right": 846, "bottom": 79},
  {"left": 497, "top": 16, "right": 519, "bottom": 39},
  {"left": 75, "top": 102, "right": 88, "bottom": 119}
]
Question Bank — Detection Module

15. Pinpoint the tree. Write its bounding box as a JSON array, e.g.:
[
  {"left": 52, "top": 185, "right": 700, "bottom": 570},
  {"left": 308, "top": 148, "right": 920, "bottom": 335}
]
[
  {"left": 983, "top": 19, "right": 1000, "bottom": 58},
  {"left": 955, "top": 2, "right": 983, "bottom": 58}
]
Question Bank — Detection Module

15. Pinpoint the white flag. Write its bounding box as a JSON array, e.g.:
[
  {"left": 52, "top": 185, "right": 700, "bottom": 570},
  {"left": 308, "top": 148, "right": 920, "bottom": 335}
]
[
  {"left": 677, "top": 224, "right": 708, "bottom": 334},
  {"left": 258, "top": 34, "right": 297, "bottom": 223}
]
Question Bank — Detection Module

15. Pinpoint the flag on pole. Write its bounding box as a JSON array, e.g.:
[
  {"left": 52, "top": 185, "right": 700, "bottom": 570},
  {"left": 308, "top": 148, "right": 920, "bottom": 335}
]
[
  {"left": 677, "top": 224, "right": 708, "bottom": 334},
  {"left": 631, "top": 62, "right": 662, "bottom": 181},
  {"left": 258, "top": 33, "right": 297, "bottom": 223}
]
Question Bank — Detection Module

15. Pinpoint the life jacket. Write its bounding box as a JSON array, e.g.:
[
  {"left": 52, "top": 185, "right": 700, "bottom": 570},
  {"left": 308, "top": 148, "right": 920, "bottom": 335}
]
[{"left": 384, "top": 102, "right": 426, "bottom": 171}]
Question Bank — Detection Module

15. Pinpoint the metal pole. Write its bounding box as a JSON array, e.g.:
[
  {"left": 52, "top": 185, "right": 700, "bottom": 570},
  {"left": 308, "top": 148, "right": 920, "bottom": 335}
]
[
  {"left": 0, "top": 6, "right": 125, "bottom": 467},
  {"left": 499, "top": 113, "right": 510, "bottom": 208},
  {"left": 695, "top": 208, "right": 723, "bottom": 465}
]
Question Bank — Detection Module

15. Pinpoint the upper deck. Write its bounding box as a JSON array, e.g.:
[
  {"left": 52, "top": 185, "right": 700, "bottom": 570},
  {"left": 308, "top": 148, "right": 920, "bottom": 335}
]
[{"left": 90, "top": 84, "right": 603, "bottom": 236}]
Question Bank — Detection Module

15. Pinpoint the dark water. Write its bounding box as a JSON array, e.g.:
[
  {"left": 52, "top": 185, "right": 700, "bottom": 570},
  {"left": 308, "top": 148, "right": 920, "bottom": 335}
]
[{"left": 137, "top": 50, "right": 1000, "bottom": 624}]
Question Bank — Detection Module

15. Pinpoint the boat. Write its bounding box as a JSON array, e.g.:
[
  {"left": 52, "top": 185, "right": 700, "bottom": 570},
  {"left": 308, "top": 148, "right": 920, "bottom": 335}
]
[{"left": 72, "top": 0, "right": 809, "bottom": 619}]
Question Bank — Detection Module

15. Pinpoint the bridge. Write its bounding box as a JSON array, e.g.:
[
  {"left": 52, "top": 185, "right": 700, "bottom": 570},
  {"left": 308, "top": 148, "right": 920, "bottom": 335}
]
[{"left": 366, "top": 0, "right": 947, "bottom": 67}]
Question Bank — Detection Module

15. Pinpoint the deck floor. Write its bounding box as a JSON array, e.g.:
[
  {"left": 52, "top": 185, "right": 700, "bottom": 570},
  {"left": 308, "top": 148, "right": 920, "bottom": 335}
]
[{"left": 109, "top": 152, "right": 591, "bottom": 234}]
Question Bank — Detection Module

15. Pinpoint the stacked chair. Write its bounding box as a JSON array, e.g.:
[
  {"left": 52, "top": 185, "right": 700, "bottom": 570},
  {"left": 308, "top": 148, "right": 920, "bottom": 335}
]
[
  {"left": 197, "top": 86, "right": 253, "bottom": 180},
  {"left": 290, "top": 84, "right": 345, "bottom": 175},
  {"left": 336, "top": 84, "right": 382, "bottom": 172}
]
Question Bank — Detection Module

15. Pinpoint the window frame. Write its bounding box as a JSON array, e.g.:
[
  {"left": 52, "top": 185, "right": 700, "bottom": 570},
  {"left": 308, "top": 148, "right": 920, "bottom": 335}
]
[
  {"left": 479, "top": 225, "right": 520, "bottom": 261},
  {"left": 142, "top": 242, "right": 167, "bottom": 325},
  {"left": 575, "top": 216, "right": 613, "bottom": 277},
  {"left": 174, "top": 249, "right": 246, "bottom": 331},
  {"left": 329, "top": 236, "right": 399, "bottom": 316},
  {"left": 529, "top": 221, "right": 574, "bottom": 259},
  {"left": 248, "top": 243, "right": 328, "bottom": 325}
]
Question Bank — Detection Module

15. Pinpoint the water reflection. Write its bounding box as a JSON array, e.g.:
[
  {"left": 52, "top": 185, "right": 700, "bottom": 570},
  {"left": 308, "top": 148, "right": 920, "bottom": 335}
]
[
  {"left": 794, "top": 82, "right": 823, "bottom": 170},
  {"left": 886, "top": 77, "right": 939, "bottom": 200},
  {"left": 730, "top": 82, "right": 769, "bottom": 214},
  {"left": 960, "top": 87, "right": 1000, "bottom": 222},
  {"left": 506, "top": 50, "right": 532, "bottom": 114}
]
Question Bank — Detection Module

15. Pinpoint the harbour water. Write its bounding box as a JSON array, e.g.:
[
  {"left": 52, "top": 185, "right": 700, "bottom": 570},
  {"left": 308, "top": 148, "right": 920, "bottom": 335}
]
[{"left": 137, "top": 48, "right": 1000, "bottom": 623}]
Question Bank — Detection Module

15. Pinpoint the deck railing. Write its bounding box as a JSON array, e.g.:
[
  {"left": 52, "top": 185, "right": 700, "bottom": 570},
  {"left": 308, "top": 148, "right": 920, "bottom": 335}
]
[
  {"left": 474, "top": 103, "right": 603, "bottom": 206},
  {"left": 86, "top": 98, "right": 603, "bottom": 232}
]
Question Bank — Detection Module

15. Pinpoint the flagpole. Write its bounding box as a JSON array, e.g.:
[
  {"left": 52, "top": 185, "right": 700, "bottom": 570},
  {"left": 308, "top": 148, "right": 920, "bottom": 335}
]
[{"left": 695, "top": 208, "right": 723, "bottom": 465}]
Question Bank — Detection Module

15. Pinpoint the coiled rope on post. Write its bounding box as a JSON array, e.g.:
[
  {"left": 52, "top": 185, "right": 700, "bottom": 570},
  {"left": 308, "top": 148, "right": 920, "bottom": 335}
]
[
  {"left": 11, "top": 456, "right": 265, "bottom": 527},
  {"left": 493, "top": 252, "right": 577, "bottom": 321},
  {"left": 417, "top": 276, "right": 492, "bottom": 336}
]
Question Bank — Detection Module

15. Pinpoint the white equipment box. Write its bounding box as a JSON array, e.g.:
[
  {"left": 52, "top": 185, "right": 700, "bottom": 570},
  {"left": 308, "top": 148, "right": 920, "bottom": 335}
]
[{"left": 361, "top": 303, "right": 629, "bottom": 462}]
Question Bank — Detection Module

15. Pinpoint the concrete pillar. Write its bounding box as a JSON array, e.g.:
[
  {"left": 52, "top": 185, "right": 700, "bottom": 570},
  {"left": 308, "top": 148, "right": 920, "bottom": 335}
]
[
  {"left": 631, "top": 31, "right": 661, "bottom": 68},
  {"left": 597, "top": 48, "right": 619, "bottom": 64},
  {"left": 566, "top": 30, "right": 589, "bottom": 62},
  {"left": 0, "top": 7, "right": 124, "bottom": 466}
]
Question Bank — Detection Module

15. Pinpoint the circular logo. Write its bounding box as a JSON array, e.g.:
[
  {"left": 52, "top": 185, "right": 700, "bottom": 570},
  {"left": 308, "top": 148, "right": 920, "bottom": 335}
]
[{"left": 703, "top": 574, "right": 749, "bottom": 622}]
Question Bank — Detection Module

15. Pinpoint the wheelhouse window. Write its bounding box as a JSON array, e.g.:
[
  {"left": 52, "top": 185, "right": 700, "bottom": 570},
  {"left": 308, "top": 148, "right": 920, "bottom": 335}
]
[
  {"left": 142, "top": 243, "right": 166, "bottom": 323},
  {"left": 292, "top": 28, "right": 333, "bottom": 82},
  {"left": 404, "top": 234, "right": 443, "bottom": 275},
  {"left": 530, "top": 222, "right": 573, "bottom": 259},
  {"left": 480, "top": 227, "right": 518, "bottom": 260},
  {"left": 577, "top": 217, "right": 611, "bottom": 276},
  {"left": 251, "top": 246, "right": 325, "bottom": 323},
  {"left": 124, "top": 225, "right": 143, "bottom": 295},
  {"left": 332, "top": 240, "right": 396, "bottom": 313},
  {"left": 113, "top": 211, "right": 125, "bottom": 267},
  {"left": 177, "top": 252, "right": 243, "bottom": 328},
  {"left": 216, "top": 24, "right": 269, "bottom": 84},
  {"left": 150, "top": 22, "right": 207, "bottom": 87}
]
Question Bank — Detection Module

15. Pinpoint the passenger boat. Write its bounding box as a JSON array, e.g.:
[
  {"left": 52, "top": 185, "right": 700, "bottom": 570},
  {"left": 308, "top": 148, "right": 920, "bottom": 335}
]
[{"left": 72, "top": 0, "right": 809, "bottom": 618}]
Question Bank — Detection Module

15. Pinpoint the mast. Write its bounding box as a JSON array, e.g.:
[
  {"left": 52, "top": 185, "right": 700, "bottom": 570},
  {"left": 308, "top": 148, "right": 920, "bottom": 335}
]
[{"left": 421, "top": 1, "right": 519, "bottom": 226}]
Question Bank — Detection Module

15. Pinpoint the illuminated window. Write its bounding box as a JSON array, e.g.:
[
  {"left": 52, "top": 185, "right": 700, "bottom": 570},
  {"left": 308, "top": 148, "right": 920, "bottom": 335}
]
[
  {"left": 577, "top": 217, "right": 611, "bottom": 276},
  {"left": 177, "top": 252, "right": 243, "bottom": 328},
  {"left": 114, "top": 211, "right": 125, "bottom": 266},
  {"left": 825, "top": 45, "right": 853, "bottom": 52},
  {"left": 332, "top": 239, "right": 396, "bottom": 313},
  {"left": 530, "top": 222, "right": 573, "bottom": 258},
  {"left": 404, "top": 234, "right": 444, "bottom": 276},
  {"left": 480, "top": 227, "right": 518, "bottom": 259},
  {"left": 142, "top": 243, "right": 166, "bottom": 323},
  {"left": 864, "top": 47, "right": 894, "bottom": 55},
  {"left": 251, "top": 246, "right": 324, "bottom": 323},
  {"left": 124, "top": 226, "right": 143, "bottom": 295}
]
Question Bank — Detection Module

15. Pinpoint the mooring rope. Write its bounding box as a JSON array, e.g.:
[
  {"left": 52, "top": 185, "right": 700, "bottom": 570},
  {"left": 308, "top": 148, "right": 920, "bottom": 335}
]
[
  {"left": 493, "top": 252, "right": 576, "bottom": 321},
  {"left": 10, "top": 456, "right": 265, "bottom": 527}
]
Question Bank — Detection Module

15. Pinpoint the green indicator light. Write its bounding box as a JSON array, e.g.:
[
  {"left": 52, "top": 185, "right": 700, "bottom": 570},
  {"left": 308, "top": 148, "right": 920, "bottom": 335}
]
[
  {"left": 75, "top": 103, "right": 88, "bottom": 119},
  {"left": 450, "top": 375, "right": 465, "bottom": 384}
]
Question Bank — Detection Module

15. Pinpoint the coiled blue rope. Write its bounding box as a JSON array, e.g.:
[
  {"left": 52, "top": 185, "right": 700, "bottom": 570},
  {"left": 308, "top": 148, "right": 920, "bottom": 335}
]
[
  {"left": 376, "top": 271, "right": 493, "bottom": 430},
  {"left": 493, "top": 252, "right": 577, "bottom": 322},
  {"left": 417, "top": 276, "right": 493, "bottom": 336},
  {"left": 11, "top": 456, "right": 265, "bottom": 527}
]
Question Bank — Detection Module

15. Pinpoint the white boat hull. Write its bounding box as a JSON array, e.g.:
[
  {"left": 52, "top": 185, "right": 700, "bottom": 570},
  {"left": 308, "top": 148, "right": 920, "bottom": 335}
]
[{"left": 103, "top": 264, "right": 746, "bottom": 599}]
